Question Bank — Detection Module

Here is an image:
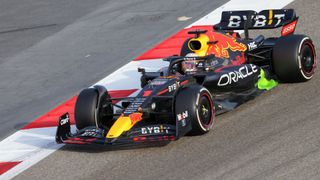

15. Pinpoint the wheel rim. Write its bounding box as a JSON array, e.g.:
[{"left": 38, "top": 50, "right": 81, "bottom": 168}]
[
  {"left": 300, "top": 42, "right": 315, "bottom": 76},
  {"left": 197, "top": 92, "right": 213, "bottom": 128}
]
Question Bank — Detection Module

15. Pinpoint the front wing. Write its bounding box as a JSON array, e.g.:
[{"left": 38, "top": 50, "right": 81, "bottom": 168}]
[{"left": 55, "top": 113, "right": 177, "bottom": 147}]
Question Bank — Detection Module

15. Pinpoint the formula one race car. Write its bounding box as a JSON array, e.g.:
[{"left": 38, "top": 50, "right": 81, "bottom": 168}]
[{"left": 56, "top": 9, "right": 316, "bottom": 146}]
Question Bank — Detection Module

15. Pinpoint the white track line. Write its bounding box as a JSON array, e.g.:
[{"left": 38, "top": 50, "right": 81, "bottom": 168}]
[{"left": 0, "top": 0, "right": 294, "bottom": 179}]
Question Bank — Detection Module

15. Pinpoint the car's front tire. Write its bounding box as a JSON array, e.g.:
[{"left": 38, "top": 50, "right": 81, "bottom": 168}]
[
  {"left": 175, "top": 85, "right": 215, "bottom": 135},
  {"left": 74, "top": 86, "right": 113, "bottom": 130}
]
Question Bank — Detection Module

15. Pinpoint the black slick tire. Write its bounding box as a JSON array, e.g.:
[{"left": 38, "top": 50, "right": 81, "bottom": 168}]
[
  {"left": 272, "top": 35, "right": 316, "bottom": 82},
  {"left": 74, "top": 88, "right": 98, "bottom": 130},
  {"left": 74, "top": 86, "right": 113, "bottom": 130},
  {"left": 175, "top": 85, "right": 215, "bottom": 135}
]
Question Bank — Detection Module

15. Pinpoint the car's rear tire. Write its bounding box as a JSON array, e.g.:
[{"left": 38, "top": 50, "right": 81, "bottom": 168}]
[
  {"left": 272, "top": 35, "right": 316, "bottom": 82},
  {"left": 175, "top": 85, "right": 215, "bottom": 135},
  {"left": 74, "top": 86, "right": 113, "bottom": 130}
]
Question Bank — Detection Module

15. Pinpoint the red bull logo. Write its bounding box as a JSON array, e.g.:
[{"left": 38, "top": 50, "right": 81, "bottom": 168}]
[{"left": 207, "top": 33, "right": 247, "bottom": 58}]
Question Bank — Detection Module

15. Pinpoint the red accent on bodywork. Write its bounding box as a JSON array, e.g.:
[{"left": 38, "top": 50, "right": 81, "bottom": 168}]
[
  {"left": 0, "top": 161, "right": 22, "bottom": 175},
  {"left": 180, "top": 80, "right": 189, "bottom": 85},
  {"left": 143, "top": 90, "right": 152, "bottom": 97},
  {"left": 214, "top": 65, "right": 234, "bottom": 73},
  {"left": 281, "top": 19, "right": 298, "bottom": 36},
  {"left": 64, "top": 137, "right": 97, "bottom": 145},
  {"left": 133, "top": 136, "right": 147, "bottom": 142},
  {"left": 22, "top": 89, "right": 138, "bottom": 130},
  {"left": 157, "top": 88, "right": 169, "bottom": 95},
  {"left": 233, "top": 54, "right": 246, "bottom": 65},
  {"left": 129, "top": 113, "right": 143, "bottom": 124},
  {"left": 170, "top": 135, "right": 175, "bottom": 141}
]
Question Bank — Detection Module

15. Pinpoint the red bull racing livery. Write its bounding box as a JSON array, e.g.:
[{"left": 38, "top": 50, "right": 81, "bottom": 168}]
[{"left": 56, "top": 9, "right": 316, "bottom": 147}]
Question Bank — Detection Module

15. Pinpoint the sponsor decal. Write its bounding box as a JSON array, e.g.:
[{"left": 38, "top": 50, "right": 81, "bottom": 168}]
[
  {"left": 207, "top": 33, "right": 247, "bottom": 58},
  {"left": 217, "top": 64, "right": 258, "bottom": 86},
  {"left": 247, "top": 41, "right": 257, "bottom": 51},
  {"left": 177, "top": 111, "right": 188, "bottom": 127},
  {"left": 80, "top": 129, "right": 103, "bottom": 138},
  {"left": 210, "top": 60, "right": 219, "bottom": 67},
  {"left": 228, "top": 11, "right": 285, "bottom": 28},
  {"left": 196, "top": 62, "right": 204, "bottom": 68},
  {"left": 177, "top": 110, "right": 188, "bottom": 121},
  {"left": 141, "top": 125, "right": 170, "bottom": 135},
  {"left": 124, "top": 98, "right": 146, "bottom": 114},
  {"left": 60, "top": 114, "right": 69, "bottom": 126},
  {"left": 180, "top": 119, "right": 186, "bottom": 127},
  {"left": 184, "top": 57, "right": 197, "bottom": 61},
  {"left": 281, "top": 20, "right": 298, "bottom": 36},
  {"left": 168, "top": 81, "right": 180, "bottom": 92}
]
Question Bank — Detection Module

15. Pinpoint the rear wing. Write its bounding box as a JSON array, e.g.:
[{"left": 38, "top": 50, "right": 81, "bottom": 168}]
[{"left": 215, "top": 9, "right": 297, "bottom": 30}]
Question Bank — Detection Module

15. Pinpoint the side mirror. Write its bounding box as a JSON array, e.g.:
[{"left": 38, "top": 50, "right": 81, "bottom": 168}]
[{"left": 137, "top": 67, "right": 145, "bottom": 75}]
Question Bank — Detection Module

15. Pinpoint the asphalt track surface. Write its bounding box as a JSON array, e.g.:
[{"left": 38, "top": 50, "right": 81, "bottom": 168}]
[
  {"left": 0, "top": 0, "right": 107, "bottom": 139},
  {"left": 3, "top": 0, "right": 320, "bottom": 179}
]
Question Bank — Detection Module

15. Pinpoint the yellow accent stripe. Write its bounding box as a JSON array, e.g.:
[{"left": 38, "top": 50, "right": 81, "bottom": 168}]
[{"left": 268, "top": 10, "right": 273, "bottom": 25}]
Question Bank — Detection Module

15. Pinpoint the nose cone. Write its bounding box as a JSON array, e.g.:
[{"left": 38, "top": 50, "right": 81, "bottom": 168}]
[{"left": 106, "top": 113, "right": 142, "bottom": 138}]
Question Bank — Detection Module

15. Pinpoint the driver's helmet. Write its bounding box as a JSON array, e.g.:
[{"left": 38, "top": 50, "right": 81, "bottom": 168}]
[{"left": 181, "top": 53, "right": 199, "bottom": 73}]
